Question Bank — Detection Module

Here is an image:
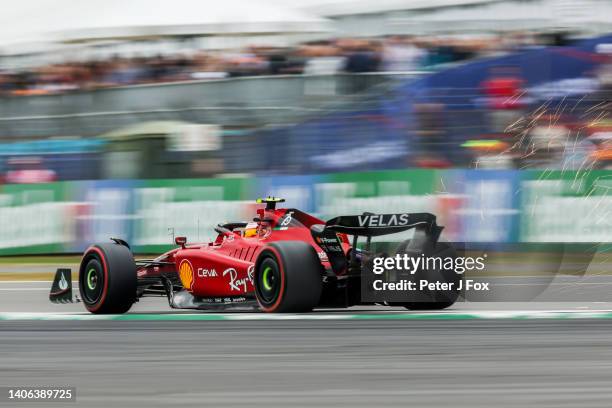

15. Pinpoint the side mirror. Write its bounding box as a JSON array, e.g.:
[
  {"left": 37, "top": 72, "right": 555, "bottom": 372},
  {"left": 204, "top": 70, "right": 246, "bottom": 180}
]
[{"left": 175, "top": 236, "right": 187, "bottom": 248}]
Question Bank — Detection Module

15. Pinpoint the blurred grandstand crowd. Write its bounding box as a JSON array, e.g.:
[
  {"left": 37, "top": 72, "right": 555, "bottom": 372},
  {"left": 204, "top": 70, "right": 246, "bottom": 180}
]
[
  {"left": 411, "top": 59, "right": 612, "bottom": 170},
  {"left": 0, "top": 29, "right": 610, "bottom": 183},
  {"left": 0, "top": 33, "right": 549, "bottom": 95}
]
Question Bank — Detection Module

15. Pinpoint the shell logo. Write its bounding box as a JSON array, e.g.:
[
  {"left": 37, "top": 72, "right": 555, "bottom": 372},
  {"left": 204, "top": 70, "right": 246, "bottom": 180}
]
[{"left": 178, "top": 260, "right": 194, "bottom": 291}]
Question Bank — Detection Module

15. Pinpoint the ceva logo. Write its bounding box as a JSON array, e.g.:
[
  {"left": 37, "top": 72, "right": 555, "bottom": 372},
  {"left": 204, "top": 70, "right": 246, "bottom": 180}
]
[{"left": 197, "top": 268, "right": 218, "bottom": 277}]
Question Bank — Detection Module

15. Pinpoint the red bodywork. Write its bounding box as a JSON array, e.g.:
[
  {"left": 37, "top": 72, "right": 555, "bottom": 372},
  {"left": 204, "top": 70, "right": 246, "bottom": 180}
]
[{"left": 137, "top": 207, "right": 349, "bottom": 298}]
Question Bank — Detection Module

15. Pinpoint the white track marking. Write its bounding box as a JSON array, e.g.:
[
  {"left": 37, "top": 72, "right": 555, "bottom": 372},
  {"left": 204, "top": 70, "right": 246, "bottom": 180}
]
[{"left": 0, "top": 288, "right": 49, "bottom": 291}]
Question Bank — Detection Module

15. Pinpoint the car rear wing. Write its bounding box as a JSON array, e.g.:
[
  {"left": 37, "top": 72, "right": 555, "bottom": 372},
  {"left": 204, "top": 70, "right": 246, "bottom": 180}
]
[
  {"left": 312, "top": 213, "right": 445, "bottom": 275},
  {"left": 325, "top": 212, "right": 443, "bottom": 242}
]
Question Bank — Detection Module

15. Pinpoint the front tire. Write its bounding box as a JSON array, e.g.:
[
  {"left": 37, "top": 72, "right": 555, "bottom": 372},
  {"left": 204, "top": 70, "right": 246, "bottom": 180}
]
[
  {"left": 254, "top": 241, "right": 323, "bottom": 313},
  {"left": 79, "top": 243, "right": 137, "bottom": 314}
]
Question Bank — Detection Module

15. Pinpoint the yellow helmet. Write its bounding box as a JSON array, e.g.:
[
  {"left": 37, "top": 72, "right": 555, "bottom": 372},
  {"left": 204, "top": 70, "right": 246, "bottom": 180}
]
[{"left": 243, "top": 222, "right": 258, "bottom": 238}]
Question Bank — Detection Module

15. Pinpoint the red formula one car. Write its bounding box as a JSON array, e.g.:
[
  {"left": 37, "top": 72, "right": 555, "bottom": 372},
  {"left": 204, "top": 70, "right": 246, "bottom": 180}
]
[{"left": 50, "top": 197, "right": 460, "bottom": 313}]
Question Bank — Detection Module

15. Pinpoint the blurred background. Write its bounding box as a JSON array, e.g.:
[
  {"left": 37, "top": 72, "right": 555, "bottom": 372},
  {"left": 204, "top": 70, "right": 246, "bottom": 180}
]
[{"left": 0, "top": 0, "right": 610, "bottom": 255}]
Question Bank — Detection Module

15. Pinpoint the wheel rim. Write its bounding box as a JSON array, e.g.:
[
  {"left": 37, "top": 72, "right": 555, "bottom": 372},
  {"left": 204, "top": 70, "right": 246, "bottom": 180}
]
[
  {"left": 82, "top": 261, "right": 104, "bottom": 304},
  {"left": 262, "top": 267, "right": 273, "bottom": 291},
  {"left": 257, "top": 258, "right": 281, "bottom": 304},
  {"left": 87, "top": 268, "right": 97, "bottom": 290}
]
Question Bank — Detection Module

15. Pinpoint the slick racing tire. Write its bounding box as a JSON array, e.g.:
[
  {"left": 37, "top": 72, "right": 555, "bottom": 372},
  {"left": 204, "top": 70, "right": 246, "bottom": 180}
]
[
  {"left": 254, "top": 241, "right": 323, "bottom": 313},
  {"left": 79, "top": 242, "right": 137, "bottom": 314},
  {"left": 394, "top": 240, "right": 462, "bottom": 311}
]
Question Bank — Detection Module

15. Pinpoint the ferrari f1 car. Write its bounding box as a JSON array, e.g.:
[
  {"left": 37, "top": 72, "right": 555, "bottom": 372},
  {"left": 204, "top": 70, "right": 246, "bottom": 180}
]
[{"left": 50, "top": 197, "right": 461, "bottom": 313}]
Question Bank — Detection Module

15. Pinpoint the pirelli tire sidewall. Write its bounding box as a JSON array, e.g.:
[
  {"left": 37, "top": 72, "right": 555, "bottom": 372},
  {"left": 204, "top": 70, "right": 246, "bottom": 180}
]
[
  {"left": 254, "top": 241, "right": 323, "bottom": 313},
  {"left": 79, "top": 243, "right": 137, "bottom": 314}
]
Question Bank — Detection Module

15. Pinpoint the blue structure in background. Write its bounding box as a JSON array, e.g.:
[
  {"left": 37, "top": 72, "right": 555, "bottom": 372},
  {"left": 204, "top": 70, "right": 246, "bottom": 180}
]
[
  {"left": 254, "top": 34, "right": 611, "bottom": 174},
  {"left": 0, "top": 139, "right": 106, "bottom": 181},
  {"left": 69, "top": 179, "right": 139, "bottom": 253}
]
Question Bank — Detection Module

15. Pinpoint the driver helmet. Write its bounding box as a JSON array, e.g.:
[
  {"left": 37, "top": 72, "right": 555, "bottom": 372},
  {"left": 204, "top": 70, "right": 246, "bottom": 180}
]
[{"left": 243, "top": 221, "right": 259, "bottom": 238}]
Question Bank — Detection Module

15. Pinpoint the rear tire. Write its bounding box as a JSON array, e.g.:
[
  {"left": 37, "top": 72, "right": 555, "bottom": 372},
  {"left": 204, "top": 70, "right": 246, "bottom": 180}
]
[
  {"left": 79, "top": 243, "right": 137, "bottom": 314},
  {"left": 395, "top": 241, "right": 462, "bottom": 311},
  {"left": 254, "top": 241, "right": 323, "bottom": 313}
]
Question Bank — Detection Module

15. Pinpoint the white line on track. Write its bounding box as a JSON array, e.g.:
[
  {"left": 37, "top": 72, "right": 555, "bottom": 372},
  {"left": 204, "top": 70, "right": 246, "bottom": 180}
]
[
  {"left": 0, "top": 288, "right": 49, "bottom": 291},
  {"left": 0, "top": 280, "right": 53, "bottom": 283}
]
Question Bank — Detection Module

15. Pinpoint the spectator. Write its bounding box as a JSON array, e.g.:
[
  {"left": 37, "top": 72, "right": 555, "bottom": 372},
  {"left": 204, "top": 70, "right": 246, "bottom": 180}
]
[
  {"left": 343, "top": 39, "right": 381, "bottom": 73},
  {"left": 382, "top": 36, "right": 426, "bottom": 72},
  {"left": 302, "top": 42, "right": 345, "bottom": 75},
  {"left": 480, "top": 66, "right": 526, "bottom": 134}
]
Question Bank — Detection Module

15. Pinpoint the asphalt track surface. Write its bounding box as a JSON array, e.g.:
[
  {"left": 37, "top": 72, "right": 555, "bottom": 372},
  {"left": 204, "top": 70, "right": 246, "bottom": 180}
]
[
  {"left": 2, "top": 279, "right": 612, "bottom": 407},
  {"left": 2, "top": 319, "right": 612, "bottom": 408}
]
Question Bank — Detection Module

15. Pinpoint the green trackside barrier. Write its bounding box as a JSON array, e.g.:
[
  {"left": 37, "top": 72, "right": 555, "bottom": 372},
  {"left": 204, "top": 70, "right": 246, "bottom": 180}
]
[
  {"left": 131, "top": 177, "right": 253, "bottom": 254},
  {"left": 520, "top": 170, "right": 611, "bottom": 243},
  {"left": 0, "top": 182, "right": 71, "bottom": 256},
  {"left": 0, "top": 169, "right": 610, "bottom": 256}
]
